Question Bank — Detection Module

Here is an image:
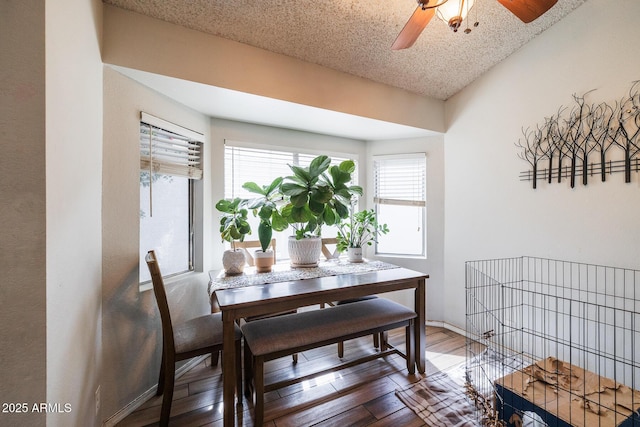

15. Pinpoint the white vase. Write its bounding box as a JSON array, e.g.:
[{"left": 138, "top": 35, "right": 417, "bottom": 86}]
[
  {"left": 222, "top": 249, "right": 245, "bottom": 275},
  {"left": 288, "top": 236, "right": 322, "bottom": 267},
  {"left": 347, "top": 247, "right": 364, "bottom": 263},
  {"left": 254, "top": 249, "right": 274, "bottom": 273}
]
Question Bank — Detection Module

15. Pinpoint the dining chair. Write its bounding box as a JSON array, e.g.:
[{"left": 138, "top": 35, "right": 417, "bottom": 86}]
[
  {"left": 146, "top": 250, "right": 243, "bottom": 427},
  {"left": 320, "top": 238, "right": 383, "bottom": 358},
  {"left": 234, "top": 238, "right": 276, "bottom": 266},
  {"left": 320, "top": 237, "right": 340, "bottom": 260},
  {"left": 319, "top": 238, "right": 338, "bottom": 310}
]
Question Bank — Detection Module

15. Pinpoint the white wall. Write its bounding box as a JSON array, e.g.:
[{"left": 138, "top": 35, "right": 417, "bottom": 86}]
[
  {"left": 102, "top": 67, "right": 213, "bottom": 422},
  {"left": 443, "top": 0, "right": 640, "bottom": 329},
  {"left": 102, "top": 4, "right": 445, "bottom": 134},
  {"left": 0, "top": 2, "right": 47, "bottom": 425},
  {"left": 1, "top": 1, "right": 104, "bottom": 426},
  {"left": 366, "top": 137, "right": 445, "bottom": 321},
  {"left": 46, "top": 0, "right": 104, "bottom": 425}
]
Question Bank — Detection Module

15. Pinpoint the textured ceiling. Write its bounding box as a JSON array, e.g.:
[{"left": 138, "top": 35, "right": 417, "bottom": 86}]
[{"left": 103, "top": 0, "right": 587, "bottom": 101}]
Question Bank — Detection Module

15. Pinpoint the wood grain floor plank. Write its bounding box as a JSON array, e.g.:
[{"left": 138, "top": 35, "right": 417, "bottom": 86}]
[
  {"left": 365, "top": 406, "right": 426, "bottom": 427},
  {"left": 311, "top": 405, "right": 376, "bottom": 427},
  {"left": 329, "top": 356, "right": 411, "bottom": 393},
  {"left": 272, "top": 377, "right": 397, "bottom": 427},
  {"left": 362, "top": 392, "right": 409, "bottom": 420},
  {"left": 263, "top": 382, "right": 337, "bottom": 422}
]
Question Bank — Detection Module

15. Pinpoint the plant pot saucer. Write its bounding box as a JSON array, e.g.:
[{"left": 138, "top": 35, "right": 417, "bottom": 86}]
[{"left": 290, "top": 262, "right": 318, "bottom": 268}]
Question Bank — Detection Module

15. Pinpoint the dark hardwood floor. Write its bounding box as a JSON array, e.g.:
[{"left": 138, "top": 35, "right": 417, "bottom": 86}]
[{"left": 118, "top": 325, "right": 467, "bottom": 426}]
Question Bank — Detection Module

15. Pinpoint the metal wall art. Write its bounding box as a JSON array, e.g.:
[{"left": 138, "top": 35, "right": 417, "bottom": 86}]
[{"left": 517, "top": 81, "right": 640, "bottom": 189}]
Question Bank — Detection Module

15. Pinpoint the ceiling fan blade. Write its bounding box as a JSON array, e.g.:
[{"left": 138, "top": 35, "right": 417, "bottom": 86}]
[
  {"left": 391, "top": 6, "right": 436, "bottom": 50},
  {"left": 497, "top": 0, "right": 558, "bottom": 23}
]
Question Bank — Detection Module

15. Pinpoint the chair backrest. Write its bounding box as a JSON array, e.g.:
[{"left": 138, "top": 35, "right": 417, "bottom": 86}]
[
  {"left": 321, "top": 237, "right": 340, "bottom": 260},
  {"left": 145, "top": 250, "right": 175, "bottom": 353},
  {"left": 234, "top": 239, "right": 276, "bottom": 266}
]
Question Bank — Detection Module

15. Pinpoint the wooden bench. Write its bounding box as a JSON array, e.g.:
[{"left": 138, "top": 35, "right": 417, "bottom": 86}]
[{"left": 241, "top": 298, "right": 417, "bottom": 426}]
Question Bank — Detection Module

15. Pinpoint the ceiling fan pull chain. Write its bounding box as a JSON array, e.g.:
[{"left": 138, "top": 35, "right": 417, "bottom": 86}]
[{"left": 464, "top": 0, "right": 480, "bottom": 33}]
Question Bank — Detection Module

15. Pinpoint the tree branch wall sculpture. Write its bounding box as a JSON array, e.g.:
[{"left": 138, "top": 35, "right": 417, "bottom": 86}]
[{"left": 518, "top": 81, "right": 640, "bottom": 189}]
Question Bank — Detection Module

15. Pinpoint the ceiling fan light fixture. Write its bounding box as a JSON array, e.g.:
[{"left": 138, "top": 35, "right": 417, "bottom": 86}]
[
  {"left": 447, "top": 16, "right": 463, "bottom": 32},
  {"left": 417, "top": 0, "right": 449, "bottom": 10},
  {"left": 393, "top": 0, "right": 556, "bottom": 50},
  {"left": 436, "top": 0, "right": 475, "bottom": 32}
]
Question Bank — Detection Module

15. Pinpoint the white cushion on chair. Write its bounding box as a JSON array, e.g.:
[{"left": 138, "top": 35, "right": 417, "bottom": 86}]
[{"left": 174, "top": 312, "right": 241, "bottom": 355}]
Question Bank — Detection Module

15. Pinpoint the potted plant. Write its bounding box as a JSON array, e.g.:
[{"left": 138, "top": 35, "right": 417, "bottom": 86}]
[
  {"left": 280, "top": 155, "right": 362, "bottom": 267},
  {"left": 215, "top": 197, "right": 251, "bottom": 275},
  {"left": 336, "top": 208, "right": 389, "bottom": 263},
  {"left": 242, "top": 177, "right": 289, "bottom": 272}
]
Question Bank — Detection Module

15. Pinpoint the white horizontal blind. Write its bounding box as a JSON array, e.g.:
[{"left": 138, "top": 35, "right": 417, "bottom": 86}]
[
  {"left": 224, "top": 142, "right": 356, "bottom": 198},
  {"left": 374, "top": 153, "right": 426, "bottom": 207},
  {"left": 140, "top": 112, "right": 203, "bottom": 179},
  {"left": 225, "top": 145, "right": 293, "bottom": 198}
]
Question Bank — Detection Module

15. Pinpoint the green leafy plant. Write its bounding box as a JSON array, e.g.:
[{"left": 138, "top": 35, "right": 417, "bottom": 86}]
[
  {"left": 336, "top": 208, "right": 389, "bottom": 252},
  {"left": 242, "top": 177, "right": 289, "bottom": 252},
  {"left": 280, "top": 155, "right": 363, "bottom": 239},
  {"left": 215, "top": 197, "right": 251, "bottom": 250}
]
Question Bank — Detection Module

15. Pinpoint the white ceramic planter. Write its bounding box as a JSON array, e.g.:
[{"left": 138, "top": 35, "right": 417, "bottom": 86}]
[
  {"left": 222, "top": 249, "right": 245, "bottom": 275},
  {"left": 254, "top": 249, "right": 274, "bottom": 273},
  {"left": 347, "top": 246, "right": 364, "bottom": 263},
  {"left": 288, "top": 236, "right": 322, "bottom": 267}
]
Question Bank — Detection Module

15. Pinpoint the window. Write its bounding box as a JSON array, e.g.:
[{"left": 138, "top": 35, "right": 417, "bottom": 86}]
[
  {"left": 373, "top": 153, "right": 426, "bottom": 257},
  {"left": 224, "top": 142, "right": 358, "bottom": 259},
  {"left": 139, "top": 112, "right": 203, "bottom": 283}
]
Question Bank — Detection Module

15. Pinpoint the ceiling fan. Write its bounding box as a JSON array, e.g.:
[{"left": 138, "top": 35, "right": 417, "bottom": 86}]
[{"left": 391, "top": 0, "right": 558, "bottom": 50}]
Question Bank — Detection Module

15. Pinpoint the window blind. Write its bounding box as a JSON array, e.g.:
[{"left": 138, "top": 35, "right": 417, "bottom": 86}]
[
  {"left": 140, "top": 112, "right": 203, "bottom": 180},
  {"left": 224, "top": 142, "right": 356, "bottom": 199},
  {"left": 373, "top": 153, "right": 426, "bottom": 207}
]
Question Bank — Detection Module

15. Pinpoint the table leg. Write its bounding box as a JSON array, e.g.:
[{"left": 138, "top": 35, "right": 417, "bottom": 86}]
[
  {"left": 415, "top": 278, "right": 426, "bottom": 374},
  {"left": 222, "top": 312, "right": 236, "bottom": 427}
]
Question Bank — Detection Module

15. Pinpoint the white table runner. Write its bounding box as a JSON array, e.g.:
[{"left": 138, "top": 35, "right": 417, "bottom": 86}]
[{"left": 208, "top": 259, "right": 399, "bottom": 295}]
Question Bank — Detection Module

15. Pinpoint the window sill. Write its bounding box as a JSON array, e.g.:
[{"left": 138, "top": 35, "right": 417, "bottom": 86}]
[
  {"left": 374, "top": 253, "right": 427, "bottom": 260},
  {"left": 138, "top": 270, "right": 199, "bottom": 293}
]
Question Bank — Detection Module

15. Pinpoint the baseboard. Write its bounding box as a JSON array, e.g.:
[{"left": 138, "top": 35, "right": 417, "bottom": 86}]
[
  {"left": 426, "top": 320, "right": 467, "bottom": 338},
  {"left": 102, "top": 355, "right": 208, "bottom": 427}
]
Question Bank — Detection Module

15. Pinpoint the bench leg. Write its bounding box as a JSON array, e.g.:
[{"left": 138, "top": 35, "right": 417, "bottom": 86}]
[
  {"left": 337, "top": 342, "right": 344, "bottom": 358},
  {"left": 373, "top": 333, "right": 379, "bottom": 349},
  {"left": 406, "top": 320, "right": 415, "bottom": 374},
  {"left": 380, "top": 331, "right": 388, "bottom": 351},
  {"left": 211, "top": 350, "right": 220, "bottom": 367},
  {"left": 254, "top": 355, "right": 265, "bottom": 427}
]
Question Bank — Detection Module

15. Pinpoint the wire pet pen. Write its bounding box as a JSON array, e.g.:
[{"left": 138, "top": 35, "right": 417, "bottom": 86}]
[{"left": 465, "top": 256, "right": 640, "bottom": 427}]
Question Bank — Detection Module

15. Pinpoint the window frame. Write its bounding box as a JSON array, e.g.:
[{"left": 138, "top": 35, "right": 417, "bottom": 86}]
[
  {"left": 373, "top": 153, "right": 427, "bottom": 258},
  {"left": 139, "top": 113, "right": 203, "bottom": 285}
]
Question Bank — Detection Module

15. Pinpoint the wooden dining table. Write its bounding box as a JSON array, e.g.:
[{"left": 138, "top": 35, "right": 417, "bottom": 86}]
[{"left": 208, "top": 261, "right": 428, "bottom": 426}]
